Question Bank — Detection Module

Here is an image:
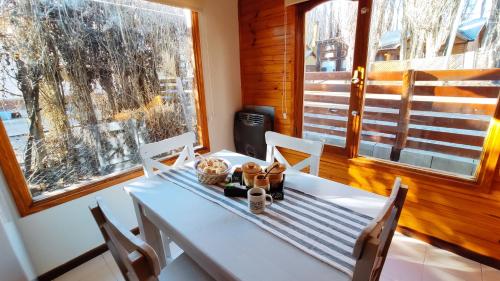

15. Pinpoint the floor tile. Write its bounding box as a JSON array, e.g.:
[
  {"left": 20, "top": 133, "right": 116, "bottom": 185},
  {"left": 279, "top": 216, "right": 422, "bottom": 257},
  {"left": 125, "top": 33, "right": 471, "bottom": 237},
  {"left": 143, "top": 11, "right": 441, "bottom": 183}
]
[
  {"left": 54, "top": 255, "right": 109, "bottom": 281},
  {"left": 422, "top": 247, "right": 482, "bottom": 281},
  {"left": 381, "top": 256, "right": 425, "bottom": 281},
  {"left": 79, "top": 262, "right": 116, "bottom": 281},
  {"left": 380, "top": 272, "right": 418, "bottom": 281},
  {"left": 388, "top": 232, "right": 428, "bottom": 260},
  {"left": 380, "top": 233, "right": 427, "bottom": 281},
  {"left": 482, "top": 264, "right": 500, "bottom": 281},
  {"left": 103, "top": 251, "right": 126, "bottom": 281}
]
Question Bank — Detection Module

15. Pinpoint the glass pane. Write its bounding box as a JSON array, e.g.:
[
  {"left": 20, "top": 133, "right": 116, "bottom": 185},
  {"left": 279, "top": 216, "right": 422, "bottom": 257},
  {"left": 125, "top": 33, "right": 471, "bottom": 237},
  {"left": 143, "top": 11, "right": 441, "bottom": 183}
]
[
  {"left": 360, "top": 0, "right": 499, "bottom": 177},
  {"left": 302, "top": 0, "right": 358, "bottom": 148},
  {"left": 0, "top": 0, "right": 199, "bottom": 198}
]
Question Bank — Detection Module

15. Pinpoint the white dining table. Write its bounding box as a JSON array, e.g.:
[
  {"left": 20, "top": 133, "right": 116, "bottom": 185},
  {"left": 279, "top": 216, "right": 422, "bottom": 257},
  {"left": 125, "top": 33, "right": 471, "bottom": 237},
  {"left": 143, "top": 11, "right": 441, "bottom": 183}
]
[{"left": 124, "top": 150, "right": 386, "bottom": 281}]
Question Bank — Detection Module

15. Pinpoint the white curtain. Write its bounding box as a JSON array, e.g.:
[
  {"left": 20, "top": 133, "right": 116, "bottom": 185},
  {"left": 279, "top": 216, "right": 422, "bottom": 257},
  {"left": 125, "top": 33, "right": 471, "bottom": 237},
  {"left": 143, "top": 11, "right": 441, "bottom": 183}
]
[
  {"left": 147, "top": 0, "right": 204, "bottom": 11},
  {"left": 285, "top": 0, "right": 310, "bottom": 6}
]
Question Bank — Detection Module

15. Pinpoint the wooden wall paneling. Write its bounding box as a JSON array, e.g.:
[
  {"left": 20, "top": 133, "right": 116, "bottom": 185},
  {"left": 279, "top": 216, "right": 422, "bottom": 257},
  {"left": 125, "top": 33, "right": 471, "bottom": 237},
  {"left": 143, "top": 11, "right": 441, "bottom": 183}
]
[{"left": 239, "top": 0, "right": 296, "bottom": 136}]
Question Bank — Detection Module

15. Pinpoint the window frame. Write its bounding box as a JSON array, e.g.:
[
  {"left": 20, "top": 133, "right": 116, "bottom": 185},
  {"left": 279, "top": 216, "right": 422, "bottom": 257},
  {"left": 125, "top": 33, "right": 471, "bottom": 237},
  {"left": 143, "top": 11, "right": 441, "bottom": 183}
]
[
  {"left": 294, "top": 0, "right": 371, "bottom": 157},
  {"left": 0, "top": 11, "right": 210, "bottom": 217},
  {"left": 294, "top": 0, "right": 500, "bottom": 192}
]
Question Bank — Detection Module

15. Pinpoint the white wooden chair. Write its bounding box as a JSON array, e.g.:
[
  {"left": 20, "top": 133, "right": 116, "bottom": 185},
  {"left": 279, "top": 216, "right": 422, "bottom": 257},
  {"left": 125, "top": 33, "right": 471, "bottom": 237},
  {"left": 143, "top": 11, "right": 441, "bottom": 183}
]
[
  {"left": 139, "top": 132, "right": 196, "bottom": 178},
  {"left": 351, "top": 178, "right": 408, "bottom": 281},
  {"left": 265, "top": 131, "right": 324, "bottom": 175},
  {"left": 138, "top": 132, "right": 197, "bottom": 262},
  {"left": 90, "top": 198, "right": 214, "bottom": 281}
]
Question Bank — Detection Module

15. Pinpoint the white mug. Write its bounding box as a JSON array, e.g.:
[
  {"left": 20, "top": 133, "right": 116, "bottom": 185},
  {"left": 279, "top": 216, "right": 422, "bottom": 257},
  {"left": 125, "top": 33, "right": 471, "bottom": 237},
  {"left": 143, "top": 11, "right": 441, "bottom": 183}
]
[{"left": 247, "top": 187, "right": 273, "bottom": 214}]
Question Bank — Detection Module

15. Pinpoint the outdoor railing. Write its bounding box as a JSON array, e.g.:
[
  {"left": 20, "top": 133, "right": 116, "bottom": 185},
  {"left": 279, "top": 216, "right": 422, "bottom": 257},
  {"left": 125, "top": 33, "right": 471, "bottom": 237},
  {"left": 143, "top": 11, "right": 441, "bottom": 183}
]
[{"left": 303, "top": 68, "right": 500, "bottom": 160}]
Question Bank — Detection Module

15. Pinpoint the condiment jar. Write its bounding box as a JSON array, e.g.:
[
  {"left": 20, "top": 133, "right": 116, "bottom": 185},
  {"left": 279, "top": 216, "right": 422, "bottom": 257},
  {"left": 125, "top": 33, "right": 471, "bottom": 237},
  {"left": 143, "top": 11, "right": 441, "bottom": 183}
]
[
  {"left": 265, "top": 162, "right": 286, "bottom": 186},
  {"left": 242, "top": 162, "right": 262, "bottom": 188},
  {"left": 253, "top": 173, "right": 270, "bottom": 192}
]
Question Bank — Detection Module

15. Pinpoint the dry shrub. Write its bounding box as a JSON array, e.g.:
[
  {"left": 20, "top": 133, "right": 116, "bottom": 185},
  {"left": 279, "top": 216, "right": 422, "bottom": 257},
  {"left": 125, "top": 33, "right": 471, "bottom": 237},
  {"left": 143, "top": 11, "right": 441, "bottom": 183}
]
[{"left": 143, "top": 100, "right": 188, "bottom": 143}]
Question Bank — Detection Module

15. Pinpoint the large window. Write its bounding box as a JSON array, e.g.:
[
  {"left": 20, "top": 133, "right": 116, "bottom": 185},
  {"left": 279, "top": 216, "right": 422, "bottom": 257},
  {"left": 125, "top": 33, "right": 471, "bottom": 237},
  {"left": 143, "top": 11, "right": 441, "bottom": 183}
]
[
  {"left": 0, "top": 0, "right": 208, "bottom": 213},
  {"left": 358, "top": 0, "right": 499, "bottom": 177},
  {"left": 300, "top": 0, "right": 499, "bottom": 178}
]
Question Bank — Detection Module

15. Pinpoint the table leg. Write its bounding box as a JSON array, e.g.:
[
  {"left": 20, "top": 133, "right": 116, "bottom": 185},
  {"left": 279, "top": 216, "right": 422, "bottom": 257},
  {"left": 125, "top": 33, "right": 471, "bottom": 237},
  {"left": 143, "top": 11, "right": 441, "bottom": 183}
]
[
  {"left": 132, "top": 199, "right": 167, "bottom": 267},
  {"left": 161, "top": 233, "right": 174, "bottom": 264}
]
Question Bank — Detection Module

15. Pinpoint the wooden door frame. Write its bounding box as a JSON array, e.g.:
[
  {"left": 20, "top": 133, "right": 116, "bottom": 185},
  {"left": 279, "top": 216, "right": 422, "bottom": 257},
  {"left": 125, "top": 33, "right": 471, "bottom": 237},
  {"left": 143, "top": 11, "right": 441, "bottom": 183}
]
[{"left": 294, "top": 0, "right": 373, "bottom": 157}]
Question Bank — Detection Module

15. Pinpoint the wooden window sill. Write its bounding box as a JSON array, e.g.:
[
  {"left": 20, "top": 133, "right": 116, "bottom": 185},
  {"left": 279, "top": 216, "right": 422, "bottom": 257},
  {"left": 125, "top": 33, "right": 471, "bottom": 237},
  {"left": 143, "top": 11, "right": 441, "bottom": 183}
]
[
  {"left": 280, "top": 147, "right": 495, "bottom": 195},
  {"left": 341, "top": 152, "right": 494, "bottom": 195},
  {"left": 348, "top": 156, "right": 483, "bottom": 188}
]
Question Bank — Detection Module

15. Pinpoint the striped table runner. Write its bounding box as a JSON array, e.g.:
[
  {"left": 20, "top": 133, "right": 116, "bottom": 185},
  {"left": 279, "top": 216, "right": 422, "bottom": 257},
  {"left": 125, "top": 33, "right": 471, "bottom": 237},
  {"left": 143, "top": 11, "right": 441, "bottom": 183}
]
[{"left": 159, "top": 168, "right": 373, "bottom": 277}]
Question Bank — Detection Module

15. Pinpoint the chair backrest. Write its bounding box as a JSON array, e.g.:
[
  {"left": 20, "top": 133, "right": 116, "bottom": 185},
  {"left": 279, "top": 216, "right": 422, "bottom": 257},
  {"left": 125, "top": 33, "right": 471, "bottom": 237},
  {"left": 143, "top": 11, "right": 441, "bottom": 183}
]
[
  {"left": 351, "top": 178, "right": 408, "bottom": 281},
  {"left": 265, "top": 131, "right": 324, "bottom": 175},
  {"left": 139, "top": 131, "right": 196, "bottom": 178},
  {"left": 90, "top": 198, "right": 161, "bottom": 281}
]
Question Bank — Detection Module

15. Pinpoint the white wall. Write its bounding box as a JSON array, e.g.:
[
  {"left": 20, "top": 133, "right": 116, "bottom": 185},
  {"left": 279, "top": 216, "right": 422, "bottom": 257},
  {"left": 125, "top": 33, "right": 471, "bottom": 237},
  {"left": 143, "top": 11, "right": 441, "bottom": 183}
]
[
  {"left": 0, "top": 172, "right": 35, "bottom": 281},
  {"left": 15, "top": 179, "right": 138, "bottom": 276},
  {"left": 0, "top": 0, "right": 241, "bottom": 277},
  {"left": 0, "top": 223, "right": 29, "bottom": 281},
  {"left": 198, "top": 0, "right": 242, "bottom": 151}
]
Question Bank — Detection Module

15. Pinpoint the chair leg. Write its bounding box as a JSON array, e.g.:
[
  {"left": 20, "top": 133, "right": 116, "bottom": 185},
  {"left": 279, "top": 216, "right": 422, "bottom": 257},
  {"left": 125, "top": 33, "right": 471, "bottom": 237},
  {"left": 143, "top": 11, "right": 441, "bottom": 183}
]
[{"left": 108, "top": 242, "right": 131, "bottom": 281}]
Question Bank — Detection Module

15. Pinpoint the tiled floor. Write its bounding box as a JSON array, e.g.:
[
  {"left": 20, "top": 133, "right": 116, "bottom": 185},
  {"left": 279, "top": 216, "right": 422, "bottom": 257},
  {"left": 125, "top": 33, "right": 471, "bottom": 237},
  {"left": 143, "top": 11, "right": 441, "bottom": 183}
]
[{"left": 54, "top": 233, "right": 500, "bottom": 281}]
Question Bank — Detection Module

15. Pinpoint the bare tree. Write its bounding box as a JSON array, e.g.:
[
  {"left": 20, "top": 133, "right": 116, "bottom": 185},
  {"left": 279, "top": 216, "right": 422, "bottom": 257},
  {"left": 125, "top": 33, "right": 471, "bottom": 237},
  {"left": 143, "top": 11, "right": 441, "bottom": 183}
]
[
  {"left": 482, "top": 0, "right": 500, "bottom": 67},
  {"left": 401, "top": 0, "right": 460, "bottom": 60},
  {"left": 0, "top": 0, "right": 196, "bottom": 195}
]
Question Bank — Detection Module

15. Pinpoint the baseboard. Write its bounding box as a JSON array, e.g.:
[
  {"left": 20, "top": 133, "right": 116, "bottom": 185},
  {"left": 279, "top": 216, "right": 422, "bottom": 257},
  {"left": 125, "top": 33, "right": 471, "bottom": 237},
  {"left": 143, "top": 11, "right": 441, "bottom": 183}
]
[
  {"left": 397, "top": 226, "right": 500, "bottom": 270},
  {"left": 37, "top": 227, "right": 139, "bottom": 281}
]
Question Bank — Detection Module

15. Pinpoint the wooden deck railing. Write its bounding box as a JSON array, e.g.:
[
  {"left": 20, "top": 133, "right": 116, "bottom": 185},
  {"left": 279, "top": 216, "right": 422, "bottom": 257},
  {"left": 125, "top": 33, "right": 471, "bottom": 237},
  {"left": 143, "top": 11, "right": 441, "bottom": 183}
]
[{"left": 303, "top": 68, "right": 500, "bottom": 160}]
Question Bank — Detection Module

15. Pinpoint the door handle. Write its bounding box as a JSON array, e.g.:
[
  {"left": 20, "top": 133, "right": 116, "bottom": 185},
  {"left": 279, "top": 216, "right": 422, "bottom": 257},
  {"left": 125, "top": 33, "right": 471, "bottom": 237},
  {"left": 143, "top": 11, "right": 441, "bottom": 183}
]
[{"left": 351, "top": 70, "right": 360, "bottom": 85}]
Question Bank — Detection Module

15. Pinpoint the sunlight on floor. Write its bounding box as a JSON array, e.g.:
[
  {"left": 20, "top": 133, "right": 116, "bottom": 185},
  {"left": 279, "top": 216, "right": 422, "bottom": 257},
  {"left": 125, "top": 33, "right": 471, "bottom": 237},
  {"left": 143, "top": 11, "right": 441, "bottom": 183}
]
[{"left": 54, "top": 232, "right": 500, "bottom": 281}]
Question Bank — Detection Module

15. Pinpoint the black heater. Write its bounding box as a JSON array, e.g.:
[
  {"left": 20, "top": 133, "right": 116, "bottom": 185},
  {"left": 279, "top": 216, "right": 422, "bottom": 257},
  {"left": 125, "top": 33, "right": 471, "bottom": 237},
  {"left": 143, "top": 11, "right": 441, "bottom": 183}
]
[{"left": 234, "top": 110, "right": 273, "bottom": 160}]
